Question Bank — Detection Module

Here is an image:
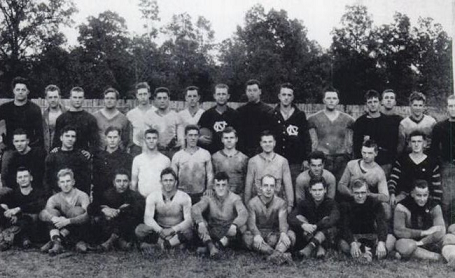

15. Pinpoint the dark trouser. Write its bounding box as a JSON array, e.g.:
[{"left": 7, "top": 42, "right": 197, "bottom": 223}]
[
  {"left": 325, "top": 154, "right": 350, "bottom": 182},
  {"left": 0, "top": 212, "right": 40, "bottom": 242},
  {"left": 91, "top": 212, "right": 141, "bottom": 243},
  {"left": 40, "top": 207, "right": 89, "bottom": 244},
  {"left": 291, "top": 224, "right": 337, "bottom": 250}
]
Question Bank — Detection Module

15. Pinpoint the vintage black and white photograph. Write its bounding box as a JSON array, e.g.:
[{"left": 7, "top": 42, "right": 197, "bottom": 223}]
[{"left": 0, "top": 0, "right": 454, "bottom": 277}]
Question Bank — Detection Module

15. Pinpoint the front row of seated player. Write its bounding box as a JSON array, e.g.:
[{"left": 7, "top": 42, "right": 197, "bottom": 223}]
[{"left": 1, "top": 166, "right": 455, "bottom": 267}]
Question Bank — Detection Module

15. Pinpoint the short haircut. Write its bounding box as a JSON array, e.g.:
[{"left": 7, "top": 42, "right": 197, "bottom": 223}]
[
  {"left": 144, "top": 128, "right": 159, "bottom": 138},
  {"left": 352, "top": 178, "right": 367, "bottom": 190},
  {"left": 280, "top": 83, "right": 294, "bottom": 92},
  {"left": 113, "top": 168, "right": 130, "bottom": 181},
  {"left": 105, "top": 126, "right": 122, "bottom": 137},
  {"left": 215, "top": 83, "right": 229, "bottom": 91},
  {"left": 154, "top": 87, "right": 170, "bottom": 97},
  {"left": 309, "top": 176, "right": 327, "bottom": 189},
  {"left": 12, "top": 128, "right": 28, "bottom": 138},
  {"left": 322, "top": 86, "right": 340, "bottom": 99},
  {"left": 260, "top": 130, "right": 275, "bottom": 141},
  {"left": 16, "top": 166, "right": 31, "bottom": 175},
  {"left": 362, "top": 139, "right": 378, "bottom": 152},
  {"left": 185, "top": 124, "right": 200, "bottom": 135},
  {"left": 413, "top": 179, "right": 429, "bottom": 190},
  {"left": 222, "top": 126, "right": 237, "bottom": 137},
  {"left": 382, "top": 89, "right": 395, "bottom": 98},
  {"left": 364, "top": 90, "right": 380, "bottom": 101},
  {"left": 214, "top": 171, "right": 230, "bottom": 182},
  {"left": 70, "top": 86, "right": 85, "bottom": 96},
  {"left": 261, "top": 174, "right": 276, "bottom": 185},
  {"left": 45, "top": 85, "right": 61, "bottom": 96},
  {"left": 11, "top": 77, "right": 29, "bottom": 91},
  {"left": 161, "top": 167, "right": 178, "bottom": 181},
  {"left": 57, "top": 168, "right": 74, "bottom": 180},
  {"left": 308, "top": 151, "right": 326, "bottom": 164},
  {"left": 185, "top": 86, "right": 199, "bottom": 96},
  {"left": 61, "top": 125, "right": 77, "bottom": 136},
  {"left": 409, "top": 130, "right": 426, "bottom": 141},
  {"left": 103, "top": 87, "right": 120, "bottom": 99},
  {"left": 409, "top": 91, "right": 426, "bottom": 104},
  {"left": 246, "top": 79, "right": 261, "bottom": 89},
  {"left": 136, "top": 82, "right": 150, "bottom": 92}
]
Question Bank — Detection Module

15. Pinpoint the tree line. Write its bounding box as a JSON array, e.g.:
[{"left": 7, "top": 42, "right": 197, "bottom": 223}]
[{"left": 0, "top": 0, "right": 452, "bottom": 105}]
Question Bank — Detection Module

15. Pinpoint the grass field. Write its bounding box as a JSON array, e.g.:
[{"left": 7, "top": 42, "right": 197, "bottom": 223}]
[{"left": 0, "top": 246, "right": 453, "bottom": 278}]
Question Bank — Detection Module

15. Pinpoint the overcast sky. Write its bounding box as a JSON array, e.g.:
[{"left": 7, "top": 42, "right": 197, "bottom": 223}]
[{"left": 62, "top": 0, "right": 453, "bottom": 49}]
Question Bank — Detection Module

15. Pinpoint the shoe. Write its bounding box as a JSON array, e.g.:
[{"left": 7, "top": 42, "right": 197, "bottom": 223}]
[
  {"left": 209, "top": 245, "right": 221, "bottom": 259},
  {"left": 49, "top": 240, "right": 64, "bottom": 256},
  {"left": 140, "top": 242, "right": 154, "bottom": 256},
  {"left": 0, "top": 226, "right": 21, "bottom": 251},
  {"left": 281, "top": 252, "right": 294, "bottom": 265},
  {"left": 298, "top": 244, "right": 315, "bottom": 259},
  {"left": 22, "top": 238, "right": 32, "bottom": 249},
  {"left": 268, "top": 251, "right": 286, "bottom": 265},
  {"left": 196, "top": 246, "right": 208, "bottom": 255},
  {"left": 360, "top": 246, "right": 373, "bottom": 262},
  {"left": 75, "top": 241, "right": 88, "bottom": 253},
  {"left": 40, "top": 241, "right": 53, "bottom": 253},
  {"left": 316, "top": 246, "right": 326, "bottom": 259},
  {"left": 117, "top": 238, "right": 132, "bottom": 251},
  {"left": 99, "top": 239, "right": 114, "bottom": 252}
]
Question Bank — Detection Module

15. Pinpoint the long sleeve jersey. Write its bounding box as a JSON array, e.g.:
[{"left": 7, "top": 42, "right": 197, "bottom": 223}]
[
  {"left": 339, "top": 197, "right": 388, "bottom": 243},
  {"left": 288, "top": 197, "right": 339, "bottom": 231},
  {"left": 397, "top": 115, "right": 436, "bottom": 154},
  {"left": 1, "top": 147, "right": 46, "bottom": 189},
  {"left": 247, "top": 195, "right": 289, "bottom": 236},
  {"left": 388, "top": 155, "right": 442, "bottom": 202},
  {"left": 191, "top": 191, "right": 248, "bottom": 228},
  {"left": 268, "top": 105, "right": 311, "bottom": 164},
  {"left": 0, "top": 188, "right": 46, "bottom": 214},
  {"left": 41, "top": 189, "right": 90, "bottom": 225}
]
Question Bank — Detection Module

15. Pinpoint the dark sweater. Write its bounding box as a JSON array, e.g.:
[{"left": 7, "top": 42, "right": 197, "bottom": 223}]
[
  {"left": 353, "top": 113, "right": 398, "bottom": 165},
  {"left": 52, "top": 110, "right": 100, "bottom": 154},
  {"left": 44, "top": 149, "right": 91, "bottom": 195},
  {"left": 430, "top": 119, "right": 455, "bottom": 164},
  {"left": 339, "top": 197, "right": 388, "bottom": 243},
  {"left": 269, "top": 105, "right": 312, "bottom": 164},
  {"left": 0, "top": 188, "right": 46, "bottom": 214},
  {"left": 92, "top": 149, "right": 133, "bottom": 200},
  {"left": 1, "top": 147, "right": 46, "bottom": 189},
  {"left": 288, "top": 197, "right": 339, "bottom": 230},
  {"left": 198, "top": 106, "right": 240, "bottom": 154},
  {"left": 236, "top": 101, "right": 273, "bottom": 157},
  {"left": 0, "top": 101, "right": 44, "bottom": 148}
]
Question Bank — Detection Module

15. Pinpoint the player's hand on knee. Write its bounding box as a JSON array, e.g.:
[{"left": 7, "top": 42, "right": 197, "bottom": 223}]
[
  {"left": 350, "top": 242, "right": 361, "bottom": 258},
  {"left": 227, "top": 224, "right": 237, "bottom": 237},
  {"left": 279, "top": 232, "right": 291, "bottom": 248},
  {"left": 198, "top": 222, "right": 209, "bottom": 237},
  {"left": 81, "top": 150, "right": 92, "bottom": 159},
  {"left": 376, "top": 241, "right": 387, "bottom": 259},
  {"left": 253, "top": 235, "right": 265, "bottom": 249},
  {"left": 203, "top": 189, "right": 214, "bottom": 197}
]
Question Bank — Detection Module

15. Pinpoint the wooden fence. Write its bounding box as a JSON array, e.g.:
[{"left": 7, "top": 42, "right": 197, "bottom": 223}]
[{"left": 0, "top": 99, "right": 448, "bottom": 121}]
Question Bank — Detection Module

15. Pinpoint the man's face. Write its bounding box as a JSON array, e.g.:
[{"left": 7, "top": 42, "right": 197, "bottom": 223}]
[
  {"left": 58, "top": 174, "right": 75, "bottom": 193},
  {"left": 186, "top": 129, "right": 199, "bottom": 148},
  {"left": 410, "top": 100, "right": 425, "bottom": 118},
  {"left": 410, "top": 135, "right": 426, "bottom": 154},
  {"left": 260, "top": 176, "right": 276, "bottom": 198},
  {"left": 278, "top": 88, "right": 294, "bottom": 107},
  {"left": 382, "top": 92, "right": 396, "bottom": 110},
  {"left": 214, "top": 179, "right": 229, "bottom": 198},
  {"left": 12, "top": 134, "right": 29, "bottom": 153},
  {"left": 366, "top": 97, "right": 380, "bottom": 114},
  {"left": 185, "top": 90, "right": 200, "bottom": 108},
  {"left": 353, "top": 184, "right": 368, "bottom": 204},
  {"left": 70, "top": 91, "right": 84, "bottom": 109},
  {"left": 361, "top": 146, "right": 377, "bottom": 164},
  {"left": 447, "top": 99, "right": 455, "bottom": 120},
  {"left": 260, "top": 135, "right": 275, "bottom": 154},
  {"left": 323, "top": 91, "right": 339, "bottom": 111},
  {"left": 46, "top": 90, "right": 60, "bottom": 108},
  {"left": 309, "top": 183, "right": 326, "bottom": 202},
  {"left": 161, "top": 173, "right": 177, "bottom": 193},
  {"left": 104, "top": 92, "right": 118, "bottom": 109},
  {"left": 60, "top": 130, "right": 77, "bottom": 149},
  {"left": 13, "top": 83, "right": 29, "bottom": 102},
  {"left": 16, "top": 170, "right": 32, "bottom": 188},
  {"left": 213, "top": 88, "right": 229, "bottom": 105},
  {"left": 155, "top": 92, "right": 169, "bottom": 110},
  {"left": 144, "top": 133, "right": 158, "bottom": 150},
  {"left": 309, "top": 158, "right": 324, "bottom": 177},
  {"left": 246, "top": 84, "right": 261, "bottom": 103},
  {"left": 412, "top": 186, "right": 429, "bottom": 207},
  {"left": 221, "top": 132, "right": 238, "bottom": 150},
  {"left": 113, "top": 174, "right": 129, "bottom": 193},
  {"left": 136, "top": 88, "right": 150, "bottom": 105},
  {"left": 106, "top": 130, "right": 121, "bottom": 150}
]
